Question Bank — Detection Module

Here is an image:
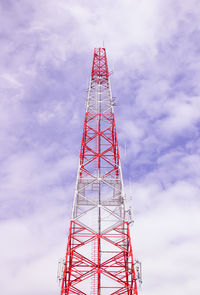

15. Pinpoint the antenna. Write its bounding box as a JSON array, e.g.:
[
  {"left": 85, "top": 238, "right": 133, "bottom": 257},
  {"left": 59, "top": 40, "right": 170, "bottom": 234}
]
[{"left": 59, "top": 48, "right": 141, "bottom": 294}]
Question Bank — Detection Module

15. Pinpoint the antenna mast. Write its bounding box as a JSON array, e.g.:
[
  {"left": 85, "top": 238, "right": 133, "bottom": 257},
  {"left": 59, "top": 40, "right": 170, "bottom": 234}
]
[{"left": 59, "top": 48, "right": 140, "bottom": 294}]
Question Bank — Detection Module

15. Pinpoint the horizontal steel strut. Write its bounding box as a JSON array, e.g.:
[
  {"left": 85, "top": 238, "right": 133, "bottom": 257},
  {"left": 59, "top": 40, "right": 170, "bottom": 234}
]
[{"left": 60, "top": 48, "right": 139, "bottom": 295}]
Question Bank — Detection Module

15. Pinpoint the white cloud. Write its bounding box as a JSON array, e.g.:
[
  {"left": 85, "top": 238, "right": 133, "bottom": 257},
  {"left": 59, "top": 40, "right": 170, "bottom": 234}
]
[
  {"left": 132, "top": 178, "right": 200, "bottom": 294},
  {"left": 156, "top": 95, "right": 200, "bottom": 137},
  {"left": 0, "top": 207, "right": 68, "bottom": 295},
  {"left": 0, "top": 150, "right": 77, "bottom": 201}
]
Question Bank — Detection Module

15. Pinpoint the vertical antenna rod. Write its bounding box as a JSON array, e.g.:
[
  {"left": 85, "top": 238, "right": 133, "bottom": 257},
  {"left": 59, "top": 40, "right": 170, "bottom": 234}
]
[{"left": 60, "top": 48, "right": 139, "bottom": 295}]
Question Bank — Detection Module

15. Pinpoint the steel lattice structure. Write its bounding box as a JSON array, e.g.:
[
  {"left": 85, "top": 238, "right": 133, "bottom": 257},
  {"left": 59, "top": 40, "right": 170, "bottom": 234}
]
[{"left": 59, "top": 48, "right": 139, "bottom": 295}]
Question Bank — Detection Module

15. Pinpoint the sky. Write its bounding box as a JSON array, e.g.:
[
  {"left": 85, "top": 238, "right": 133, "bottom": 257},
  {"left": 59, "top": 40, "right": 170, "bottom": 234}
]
[{"left": 0, "top": 0, "right": 200, "bottom": 294}]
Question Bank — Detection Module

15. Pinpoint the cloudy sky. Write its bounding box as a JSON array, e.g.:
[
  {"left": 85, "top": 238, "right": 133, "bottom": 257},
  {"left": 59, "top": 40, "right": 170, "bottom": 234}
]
[{"left": 0, "top": 0, "right": 200, "bottom": 294}]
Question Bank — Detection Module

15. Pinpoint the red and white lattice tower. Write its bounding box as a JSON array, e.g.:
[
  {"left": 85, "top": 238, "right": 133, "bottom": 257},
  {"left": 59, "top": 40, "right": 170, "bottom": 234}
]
[{"left": 59, "top": 48, "right": 139, "bottom": 294}]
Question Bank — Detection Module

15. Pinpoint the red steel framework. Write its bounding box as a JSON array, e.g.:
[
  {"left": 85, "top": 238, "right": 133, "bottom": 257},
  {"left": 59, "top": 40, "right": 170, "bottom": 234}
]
[{"left": 59, "top": 48, "right": 139, "bottom": 294}]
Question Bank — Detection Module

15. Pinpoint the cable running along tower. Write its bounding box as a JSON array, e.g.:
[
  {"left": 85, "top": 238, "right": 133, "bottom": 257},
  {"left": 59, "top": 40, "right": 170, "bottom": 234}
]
[{"left": 59, "top": 48, "right": 140, "bottom": 294}]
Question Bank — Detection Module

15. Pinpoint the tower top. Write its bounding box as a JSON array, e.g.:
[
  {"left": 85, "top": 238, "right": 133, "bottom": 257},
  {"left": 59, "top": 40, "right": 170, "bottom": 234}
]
[{"left": 91, "top": 48, "right": 109, "bottom": 86}]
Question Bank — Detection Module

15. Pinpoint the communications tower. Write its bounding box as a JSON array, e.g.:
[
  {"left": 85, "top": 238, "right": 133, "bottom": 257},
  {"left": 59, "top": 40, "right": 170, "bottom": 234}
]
[{"left": 58, "top": 48, "right": 141, "bottom": 294}]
